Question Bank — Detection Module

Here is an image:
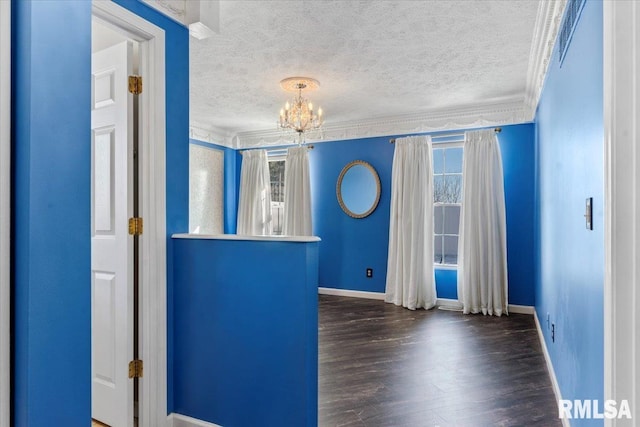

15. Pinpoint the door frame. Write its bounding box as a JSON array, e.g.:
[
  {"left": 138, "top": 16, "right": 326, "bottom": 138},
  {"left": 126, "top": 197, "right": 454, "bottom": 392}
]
[
  {"left": 92, "top": 2, "right": 167, "bottom": 426},
  {"left": 603, "top": 1, "right": 639, "bottom": 425},
  {"left": 0, "top": 1, "right": 10, "bottom": 427}
]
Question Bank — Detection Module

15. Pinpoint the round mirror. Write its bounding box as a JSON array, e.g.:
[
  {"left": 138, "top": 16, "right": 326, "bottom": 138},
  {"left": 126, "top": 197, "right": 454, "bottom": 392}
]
[{"left": 337, "top": 160, "right": 381, "bottom": 219}]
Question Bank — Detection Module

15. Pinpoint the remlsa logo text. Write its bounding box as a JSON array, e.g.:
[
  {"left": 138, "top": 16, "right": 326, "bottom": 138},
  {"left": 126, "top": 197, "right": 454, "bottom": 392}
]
[{"left": 559, "top": 399, "right": 632, "bottom": 419}]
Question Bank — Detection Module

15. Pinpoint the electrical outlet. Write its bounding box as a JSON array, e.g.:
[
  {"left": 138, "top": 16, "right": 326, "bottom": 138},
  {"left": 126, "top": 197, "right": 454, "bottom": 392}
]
[
  {"left": 551, "top": 323, "right": 555, "bottom": 343},
  {"left": 366, "top": 268, "right": 373, "bottom": 278}
]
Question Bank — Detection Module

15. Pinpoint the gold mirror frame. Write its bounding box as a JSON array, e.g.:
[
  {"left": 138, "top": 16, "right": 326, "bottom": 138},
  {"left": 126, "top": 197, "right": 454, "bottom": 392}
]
[{"left": 336, "top": 160, "right": 381, "bottom": 219}]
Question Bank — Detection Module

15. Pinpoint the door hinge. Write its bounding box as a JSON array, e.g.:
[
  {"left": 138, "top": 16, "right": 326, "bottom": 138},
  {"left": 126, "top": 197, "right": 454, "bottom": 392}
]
[
  {"left": 128, "top": 359, "right": 144, "bottom": 378},
  {"left": 128, "top": 217, "right": 143, "bottom": 236},
  {"left": 128, "top": 75, "right": 142, "bottom": 95}
]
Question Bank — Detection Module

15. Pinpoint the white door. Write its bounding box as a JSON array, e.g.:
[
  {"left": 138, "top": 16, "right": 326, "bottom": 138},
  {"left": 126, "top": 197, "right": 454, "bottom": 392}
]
[{"left": 91, "top": 41, "right": 134, "bottom": 427}]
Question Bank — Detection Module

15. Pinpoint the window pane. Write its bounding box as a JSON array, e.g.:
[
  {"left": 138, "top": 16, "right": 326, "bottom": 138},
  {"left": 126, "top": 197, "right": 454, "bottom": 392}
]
[
  {"left": 444, "top": 147, "right": 463, "bottom": 173},
  {"left": 433, "top": 175, "right": 445, "bottom": 203},
  {"left": 443, "top": 175, "right": 462, "bottom": 203},
  {"left": 444, "top": 205, "right": 460, "bottom": 235},
  {"left": 443, "top": 235, "right": 458, "bottom": 264},
  {"left": 271, "top": 202, "right": 284, "bottom": 235},
  {"left": 434, "top": 205, "right": 443, "bottom": 234},
  {"left": 269, "top": 160, "right": 285, "bottom": 203},
  {"left": 434, "top": 235, "right": 443, "bottom": 264},
  {"left": 269, "top": 159, "right": 286, "bottom": 235},
  {"left": 433, "top": 148, "right": 444, "bottom": 174}
]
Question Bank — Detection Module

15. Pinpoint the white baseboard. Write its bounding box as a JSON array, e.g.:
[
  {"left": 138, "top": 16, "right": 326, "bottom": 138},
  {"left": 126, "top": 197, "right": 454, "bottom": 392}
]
[
  {"left": 509, "top": 304, "right": 535, "bottom": 314},
  {"left": 318, "top": 287, "right": 385, "bottom": 300},
  {"left": 436, "top": 299, "right": 534, "bottom": 314},
  {"left": 168, "top": 413, "right": 222, "bottom": 427},
  {"left": 318, "top": 289, "right": 535, "bottom": 315},
  {"left": 436, "top": 297, "right": 462, "bottom": 309},
  {"left": 533, "top": 311, "right": 569, "bottom": 427}
]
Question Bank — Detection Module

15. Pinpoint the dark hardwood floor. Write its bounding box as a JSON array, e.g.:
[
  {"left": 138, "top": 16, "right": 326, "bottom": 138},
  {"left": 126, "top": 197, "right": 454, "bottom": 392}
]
[{"left": 318, "top": 295, "right": 561, "bottom": 427}]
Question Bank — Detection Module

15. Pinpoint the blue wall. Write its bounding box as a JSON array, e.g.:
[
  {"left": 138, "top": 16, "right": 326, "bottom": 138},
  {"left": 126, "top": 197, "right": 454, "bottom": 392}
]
[
  {"left": 173, "top": 238, "right": 319, "bottom": 427},
  {"left": 12, "top": 0, "right": 189, "bottom": 422},
  {"left": 310, "top": 124, "right": 536, "bottom": 306},
  {"left": 12, "top": 2, "right": 92, "bottom": 424},
  {"left": 189, "top": 139, "right": 241, "bottom": 234},
  {"left": 310, "top": 136, "right": 394, "bottom": 293},
  {"left": 534, "top": 1, "right": 604, "bottom": 424}
]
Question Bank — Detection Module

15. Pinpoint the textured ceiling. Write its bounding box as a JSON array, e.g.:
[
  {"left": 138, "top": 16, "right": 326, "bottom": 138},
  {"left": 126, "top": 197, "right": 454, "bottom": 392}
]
[{"left": 189, "top": 0, "right": 541, "bottom": 139}]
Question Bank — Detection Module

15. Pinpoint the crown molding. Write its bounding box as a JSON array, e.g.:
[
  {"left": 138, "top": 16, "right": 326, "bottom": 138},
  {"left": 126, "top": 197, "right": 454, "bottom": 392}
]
[
  {"left": 140, "top": 0, "right": 187, "bottom": 25},
  {"left": 230, "top": 99, "right": 529, "bottom": 149},
  {"left": 524, "top": 0, "right": 567, "bottom": 120},
  {"left": 189, "top": 122, "right": 236, "bottom": 149}
]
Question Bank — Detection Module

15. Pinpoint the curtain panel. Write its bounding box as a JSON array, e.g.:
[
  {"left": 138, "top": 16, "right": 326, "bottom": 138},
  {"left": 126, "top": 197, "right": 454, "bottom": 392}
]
[
  {"left": 282, "top": 146, "right": 312, "bottom": 236},
  {"left": 385, "top": 136, "right": 437, "bottom": 310},
  {"left": 457, "top": 129, "right": 509, "bottom": 316},
  {"left": 237, "top": 149, "right": 273, "bottom": 235}
]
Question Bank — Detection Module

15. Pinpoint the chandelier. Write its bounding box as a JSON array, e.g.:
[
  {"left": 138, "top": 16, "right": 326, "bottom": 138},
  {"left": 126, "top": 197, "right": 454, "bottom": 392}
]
[{"left": 278, "top": 77, "right": 324, "bottom": 143}]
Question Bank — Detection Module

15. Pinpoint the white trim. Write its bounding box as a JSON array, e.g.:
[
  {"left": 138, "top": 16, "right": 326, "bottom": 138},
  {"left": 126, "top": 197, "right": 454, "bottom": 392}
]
[
  {"left": 604, "top": 1, "right": 639, "bottom": 425},
  {"left": 318, "top": 287, "right": 385, "bottom": 300},
  {"left": 190, "top": 122, "right": 236, "bottom": 149},
  {"left": 433, "top": 264, "right": 458, "bottom": 271},
  {"left": 167, "top": 413, "right": 222, "bottom": 427},
  {"left": 524, "top": 0, "right": 567, "bottom": 119},
  {"left": 319, "top": 290, "right": 535, "bottom": 315},
  {"left": 436, "top": 298, "right": 534, "bottom": 314},
  {"left": 92, "top": 3, "right": 167, "bottom": 427},
  {"left": 534, "top": 312, "right": 570, "bottom": 427},
  {"left": 0, "top": 1, "right": 10, "bottom": 426},
  {"left": 508, "top": 304, "right": 535, "bottom": 315},
  {"left": 234, "top": 99, "right": 529, "bottom": 149},
  {"left": 436, "top": 298, "right": 463, "bottom": 310},
  {"left": 172, "top": 233, "right": 320, "bottom": 243},
  {"left": 191, "top": 100, "right": 529, "bottom": 150}
]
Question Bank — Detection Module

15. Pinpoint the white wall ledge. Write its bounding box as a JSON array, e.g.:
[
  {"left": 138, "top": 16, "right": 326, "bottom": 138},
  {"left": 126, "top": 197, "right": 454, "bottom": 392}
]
[{"left": 172, "top": 233, "right": 321, "bottom": 243}]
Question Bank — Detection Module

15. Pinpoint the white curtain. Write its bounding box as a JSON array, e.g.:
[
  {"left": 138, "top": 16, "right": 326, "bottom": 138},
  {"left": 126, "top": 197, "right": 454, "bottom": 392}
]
[
  {"left": 457, "top": 129, "right": 508, "bottom": 316},
  {"left": 237, "top": 149, "right": 272, "bottom": 235},
  {"left": 385, "top": 136, "right": 436, "bottom": 310},
  {"left": 282, "top": 146, "right": 312, "bottom": 236}
]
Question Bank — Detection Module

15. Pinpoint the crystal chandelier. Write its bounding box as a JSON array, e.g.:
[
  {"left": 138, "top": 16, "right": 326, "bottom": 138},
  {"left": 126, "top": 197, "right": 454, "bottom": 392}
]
[{"left": 278, "top": 77, "right": 324, "bottom": 143}]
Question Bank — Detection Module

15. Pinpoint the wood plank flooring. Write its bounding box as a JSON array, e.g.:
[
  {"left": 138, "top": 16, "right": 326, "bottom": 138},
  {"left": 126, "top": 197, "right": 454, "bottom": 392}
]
[{"left": 318, "top": 295, "right": 561, "bottom": 427}]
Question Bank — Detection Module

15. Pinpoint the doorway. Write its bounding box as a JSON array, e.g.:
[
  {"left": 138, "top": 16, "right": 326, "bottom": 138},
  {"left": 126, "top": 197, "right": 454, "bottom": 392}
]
[{"left": 91, "top": 2, "right": 167, "bottom": 426}]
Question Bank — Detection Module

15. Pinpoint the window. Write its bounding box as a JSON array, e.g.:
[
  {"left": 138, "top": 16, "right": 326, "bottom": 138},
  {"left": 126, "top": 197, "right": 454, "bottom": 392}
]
[
  {"left": 433, "top": 145, "right": 463, "bottom": 266},
  {"left": 268, "top": 156, "right": 286, "bottom": 235}
]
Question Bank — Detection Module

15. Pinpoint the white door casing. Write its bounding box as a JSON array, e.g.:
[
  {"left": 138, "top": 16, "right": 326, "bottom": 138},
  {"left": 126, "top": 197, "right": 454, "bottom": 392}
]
[
  {"left": 92, "top": 2, "right": 167, "bottom": 426},
  {"left": 92, "top": 40, "right": 134, "bottom": 427},
  {"left": 604, "top": 1, "right": 640, "bottom": 426}
]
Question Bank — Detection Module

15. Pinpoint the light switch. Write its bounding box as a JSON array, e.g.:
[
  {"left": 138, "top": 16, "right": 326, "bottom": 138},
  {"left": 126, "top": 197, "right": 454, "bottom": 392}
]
[{"left": 585, "top": 197, "right": 593, "bottom": 230}]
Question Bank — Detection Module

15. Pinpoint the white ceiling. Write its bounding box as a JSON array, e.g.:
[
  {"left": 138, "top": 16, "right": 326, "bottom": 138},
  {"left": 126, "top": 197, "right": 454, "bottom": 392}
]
[{"left": 180, "top": 1, "right": 564, "bottom": 147}]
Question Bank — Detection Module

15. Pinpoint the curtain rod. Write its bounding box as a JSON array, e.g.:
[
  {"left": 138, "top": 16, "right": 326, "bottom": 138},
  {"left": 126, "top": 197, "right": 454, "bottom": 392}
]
[
  {"left": 389, "top": 127, "right": 502, "bottom": 144},
  {"left": 240, "top": 145, "right": 314, "bottom": 154}
]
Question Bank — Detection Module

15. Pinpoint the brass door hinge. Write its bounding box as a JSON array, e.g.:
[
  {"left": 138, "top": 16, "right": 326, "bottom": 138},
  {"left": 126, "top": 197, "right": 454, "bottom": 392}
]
[
  {"left": 128, "top": 359, "right": 143, "bottom": 378},
  {"left": 128, "top": 217, "right": 143, "bottom": 236},
  {"left": 128, "top": 75, "right": 142, "bottom": 95}
]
